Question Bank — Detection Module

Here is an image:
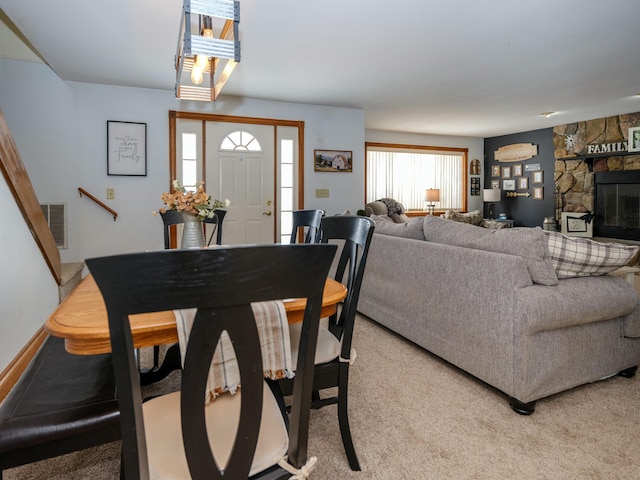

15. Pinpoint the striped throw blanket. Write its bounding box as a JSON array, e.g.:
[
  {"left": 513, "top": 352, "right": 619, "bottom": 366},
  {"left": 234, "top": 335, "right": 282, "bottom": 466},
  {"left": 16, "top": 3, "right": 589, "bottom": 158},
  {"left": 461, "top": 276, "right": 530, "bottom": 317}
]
[{"left": 174, "top": 301, "right": 295, "bottom": 403}]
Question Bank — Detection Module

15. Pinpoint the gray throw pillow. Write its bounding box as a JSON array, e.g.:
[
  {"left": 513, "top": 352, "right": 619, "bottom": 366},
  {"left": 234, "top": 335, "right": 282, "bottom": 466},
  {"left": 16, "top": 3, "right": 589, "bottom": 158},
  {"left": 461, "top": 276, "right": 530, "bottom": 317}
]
[
  {"left": 371, "top": 215, "right": 425, "bottom": 240},
  {"left": 423, "top": 215, "right": 558, "bottom": 285}
]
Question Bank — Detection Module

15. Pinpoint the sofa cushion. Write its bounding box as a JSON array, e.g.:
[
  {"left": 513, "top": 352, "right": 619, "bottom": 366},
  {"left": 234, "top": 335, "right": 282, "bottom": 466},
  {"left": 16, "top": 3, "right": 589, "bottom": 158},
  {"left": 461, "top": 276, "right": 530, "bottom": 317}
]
[
  {"left": 365, "top": 201, "right": 389, "bottom": 217},
  {"left": 370, "top": 214, "right": 425, "bottom": 240},
  {"left": 443, "top": 209, "right": 483, "bottom": 226},
  {"left": 423, "top": 215, "right": 558, "bottom": 285},
  {"left": 543, "top": 231, "right": 640, "bottom": 279},
  {"left": 365, "top": 200, "right": 410, "bottom": 223}
]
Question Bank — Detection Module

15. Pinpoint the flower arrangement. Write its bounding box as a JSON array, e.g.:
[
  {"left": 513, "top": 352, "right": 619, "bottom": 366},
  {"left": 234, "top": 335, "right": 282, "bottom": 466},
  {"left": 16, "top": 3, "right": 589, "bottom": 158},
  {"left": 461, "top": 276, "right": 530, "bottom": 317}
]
[{"left": 156, "top": 180, "right": 230, "bottom": 220}]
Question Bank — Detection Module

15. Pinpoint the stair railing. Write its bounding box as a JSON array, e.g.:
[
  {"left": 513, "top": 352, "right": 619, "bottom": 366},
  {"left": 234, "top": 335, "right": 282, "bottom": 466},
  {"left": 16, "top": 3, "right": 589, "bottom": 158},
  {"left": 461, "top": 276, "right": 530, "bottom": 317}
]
[{"left": 78, "top": 188, "right": 118, "bottom": 221}]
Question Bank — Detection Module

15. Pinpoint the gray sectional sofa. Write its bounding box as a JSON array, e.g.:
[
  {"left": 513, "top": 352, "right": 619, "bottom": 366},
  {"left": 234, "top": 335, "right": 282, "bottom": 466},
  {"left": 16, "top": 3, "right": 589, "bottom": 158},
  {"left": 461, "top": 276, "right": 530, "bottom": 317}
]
[{"left": 357, "top": 214, "right": 640, "bottom": 414}]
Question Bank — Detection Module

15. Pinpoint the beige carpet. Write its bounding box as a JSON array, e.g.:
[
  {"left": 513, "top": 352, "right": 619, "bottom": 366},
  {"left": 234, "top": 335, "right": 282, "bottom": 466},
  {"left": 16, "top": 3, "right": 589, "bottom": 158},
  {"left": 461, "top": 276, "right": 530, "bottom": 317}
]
[{"left": 5, "top": 315, "right": 640, "bottom": 479}]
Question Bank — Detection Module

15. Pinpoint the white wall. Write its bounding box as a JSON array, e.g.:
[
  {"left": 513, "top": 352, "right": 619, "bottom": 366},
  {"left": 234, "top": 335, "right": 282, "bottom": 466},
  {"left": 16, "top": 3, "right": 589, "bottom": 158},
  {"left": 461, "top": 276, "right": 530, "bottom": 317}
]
[
  {"left": 0, "top": 59, "right": 365, "bottom": 264},
  {"left": 0, "top": 174, "right": 59, "bottom": 368},
  {"left": 365, "top": 129, "right": 485, "bottom": 213}
]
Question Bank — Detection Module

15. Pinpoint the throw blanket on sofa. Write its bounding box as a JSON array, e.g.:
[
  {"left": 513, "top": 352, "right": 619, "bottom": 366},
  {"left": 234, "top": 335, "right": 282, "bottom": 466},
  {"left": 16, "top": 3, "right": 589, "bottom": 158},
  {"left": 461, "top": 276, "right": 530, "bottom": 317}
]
[{"left": 378, "top": 198, "right": 405, "bottom": 216}]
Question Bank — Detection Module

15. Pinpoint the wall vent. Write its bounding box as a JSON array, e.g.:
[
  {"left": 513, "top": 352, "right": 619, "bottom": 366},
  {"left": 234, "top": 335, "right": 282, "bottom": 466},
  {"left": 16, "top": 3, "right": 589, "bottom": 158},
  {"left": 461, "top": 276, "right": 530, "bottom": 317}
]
[{"left": 40, "top": 203, "right": 67, "bottom": 249}]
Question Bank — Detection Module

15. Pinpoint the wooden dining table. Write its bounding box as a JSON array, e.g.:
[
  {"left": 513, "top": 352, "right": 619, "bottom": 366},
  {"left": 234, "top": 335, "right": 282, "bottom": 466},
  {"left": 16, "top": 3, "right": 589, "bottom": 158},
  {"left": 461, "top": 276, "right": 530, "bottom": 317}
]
[{"left": 45, "top": 274, "right": 348, "bottom": 356}]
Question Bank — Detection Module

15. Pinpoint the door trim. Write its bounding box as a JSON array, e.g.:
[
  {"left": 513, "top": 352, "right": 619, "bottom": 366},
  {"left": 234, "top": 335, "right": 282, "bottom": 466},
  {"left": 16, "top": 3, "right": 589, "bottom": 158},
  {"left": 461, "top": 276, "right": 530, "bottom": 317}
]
[{"left": 168, "top": 111, "right": 305, "bottom": 244}]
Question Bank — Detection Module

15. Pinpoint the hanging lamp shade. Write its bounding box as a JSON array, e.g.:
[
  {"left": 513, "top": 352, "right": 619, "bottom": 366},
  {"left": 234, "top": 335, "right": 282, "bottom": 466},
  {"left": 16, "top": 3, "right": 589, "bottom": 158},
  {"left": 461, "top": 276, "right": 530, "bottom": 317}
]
[{"left": 175, "top": 0, "right": 241, "bottom": 101}]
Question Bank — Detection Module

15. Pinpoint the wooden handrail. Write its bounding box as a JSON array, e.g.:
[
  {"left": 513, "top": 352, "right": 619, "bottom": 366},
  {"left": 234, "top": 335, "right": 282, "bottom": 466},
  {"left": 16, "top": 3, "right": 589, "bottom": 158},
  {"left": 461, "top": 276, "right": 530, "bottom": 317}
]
[
  {"left": 0, "top": 108, "right": 61, "bottom": 283},
  {"left": 78, "top": 187, "right": 118, "bottom": 221}
]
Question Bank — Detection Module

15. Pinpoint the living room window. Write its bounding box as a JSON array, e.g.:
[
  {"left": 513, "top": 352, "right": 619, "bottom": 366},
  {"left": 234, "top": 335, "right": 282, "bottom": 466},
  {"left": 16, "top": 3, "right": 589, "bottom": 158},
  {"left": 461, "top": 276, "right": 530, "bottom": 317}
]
[{"left": 365, "top": 142, "right": 468, "bottom": 213}]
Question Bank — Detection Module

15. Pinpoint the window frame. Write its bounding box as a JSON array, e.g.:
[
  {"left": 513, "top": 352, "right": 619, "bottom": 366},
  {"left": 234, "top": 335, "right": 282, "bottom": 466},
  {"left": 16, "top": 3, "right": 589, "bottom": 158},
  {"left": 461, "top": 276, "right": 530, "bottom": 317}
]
[{"left": 364, "top": 142, "right": 468, "bottom": 215}]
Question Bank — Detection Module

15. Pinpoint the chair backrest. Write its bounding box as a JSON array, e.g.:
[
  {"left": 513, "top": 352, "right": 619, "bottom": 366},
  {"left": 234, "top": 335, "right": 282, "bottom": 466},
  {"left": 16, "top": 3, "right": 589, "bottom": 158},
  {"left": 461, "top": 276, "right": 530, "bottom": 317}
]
[
  {"left": 320, "top": 216, "right": 375, "bottom": 352},
  {"left": 160, "top": 209, "right": 227, "bottom": 248},
  {"left": 204, "top": 209, "right": 227, "bottom": 246},
  {"left": 290, "top": 209, "right": 324, "bottom": 244},
  {"left": 159, "top": 210, "right": 183, "bottom": 249},
  {"left": 86, "top": 244, "right": 337, "bottom": 479}
]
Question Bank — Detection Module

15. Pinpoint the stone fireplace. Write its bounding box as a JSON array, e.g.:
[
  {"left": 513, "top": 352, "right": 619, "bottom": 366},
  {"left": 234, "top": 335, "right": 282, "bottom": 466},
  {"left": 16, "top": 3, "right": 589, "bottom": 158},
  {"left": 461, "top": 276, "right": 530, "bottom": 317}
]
[{"left": 553, "top": 112, "right": 640, "bottom": 241}]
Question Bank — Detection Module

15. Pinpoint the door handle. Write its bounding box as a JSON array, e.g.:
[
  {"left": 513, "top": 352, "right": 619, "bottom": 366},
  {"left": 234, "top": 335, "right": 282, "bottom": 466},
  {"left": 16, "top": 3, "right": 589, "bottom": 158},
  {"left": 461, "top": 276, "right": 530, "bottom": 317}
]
[{"left": 262, "top": 211, "right": 272, "bottom": 216}]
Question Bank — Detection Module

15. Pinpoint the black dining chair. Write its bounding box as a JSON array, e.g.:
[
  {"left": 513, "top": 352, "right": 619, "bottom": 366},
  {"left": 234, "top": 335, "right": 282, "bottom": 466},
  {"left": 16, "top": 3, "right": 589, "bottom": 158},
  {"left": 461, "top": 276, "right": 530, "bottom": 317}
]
[
  {"left": 205, "top": 209, "right": 227, "bottom": 246},
  {"left": 279, "top": 215, "right": 375, "bottom": 471},
  {"left": 86, "top": 244, "right": 336, "bottom": 479},
  {"left": 160, "top": 209, "right": 227, "bottom": 249},
  {"left": 290, "top": 209, "right": 324, "bottom": 244},
  {"left": 152, "top": 209, "right": 227, "bottom": 373}
]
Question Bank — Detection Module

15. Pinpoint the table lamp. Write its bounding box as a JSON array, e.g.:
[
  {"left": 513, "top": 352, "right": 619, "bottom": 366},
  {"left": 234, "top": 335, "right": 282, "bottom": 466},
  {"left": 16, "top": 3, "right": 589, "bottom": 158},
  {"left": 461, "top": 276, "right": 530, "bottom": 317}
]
[
  {"left": 425, "top": 189, "right": 440, "bottom": 215},
  {"left": 483, "top": 188, "right": 501, "bottom": 219}
]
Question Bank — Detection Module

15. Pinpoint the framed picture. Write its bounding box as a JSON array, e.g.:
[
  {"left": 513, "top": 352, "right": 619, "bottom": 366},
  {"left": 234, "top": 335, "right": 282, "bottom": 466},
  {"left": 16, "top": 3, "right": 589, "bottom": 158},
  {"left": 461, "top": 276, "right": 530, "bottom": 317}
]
[
  {"left": 502, "top": 166, "right": 511, "bottom": 179},
  {"left": 503, "top": 179, "right": 516, "bottom": 191},
  {"left": 513, "top": 164, "right": 523, "bottom": 177},
  {"left": 314, "top": 149, "right": 353, "bottom": 172},
  {"left": 491, "top": 179, "right": 500, "bottom": 189},
  {"left": 561, "top": 212, "right": 593, "bottom": 238},
  {"left": 524, "top": 163, "right": 541, "bottom": 172},
  {"left": 470, "top": 177, "right": 480, "bottom": 196},
  {"left": 491, "top": 165, "right": 501, "bottom": 177},
  {"left": 532, "top": 170, "right": 544, "bottom": 184},
  {"left": 518, "top": 177, "right": 529, "bottom": 189},
  {"left": 629, "top": 127, "right": 640, "bottom": 152},
  {"left": 107, "top": 121, "right": 147, "bottom": 176},
  {"left": 533, "top": 186, "right": 544, "bottom": 200}
]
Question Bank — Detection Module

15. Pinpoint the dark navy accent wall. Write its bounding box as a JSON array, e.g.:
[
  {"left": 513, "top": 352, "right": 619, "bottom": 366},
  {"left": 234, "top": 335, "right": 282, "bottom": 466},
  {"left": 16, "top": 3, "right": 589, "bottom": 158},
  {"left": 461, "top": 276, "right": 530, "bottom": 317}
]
[{"left": 484, "top": 128, "right": 555, "bottom": 227}]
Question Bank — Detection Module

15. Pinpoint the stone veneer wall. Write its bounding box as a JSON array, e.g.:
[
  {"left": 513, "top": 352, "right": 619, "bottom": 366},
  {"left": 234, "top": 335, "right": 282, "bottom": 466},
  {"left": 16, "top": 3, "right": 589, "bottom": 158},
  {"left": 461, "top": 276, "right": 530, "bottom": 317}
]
[{"left": 552, "top": 112, "right": 640, "bottom": 214}]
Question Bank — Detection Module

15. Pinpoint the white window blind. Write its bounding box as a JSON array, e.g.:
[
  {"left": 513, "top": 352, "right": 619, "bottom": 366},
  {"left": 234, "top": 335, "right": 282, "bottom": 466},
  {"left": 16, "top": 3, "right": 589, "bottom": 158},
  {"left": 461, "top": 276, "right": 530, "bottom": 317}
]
[{"left": 366, "top": 146, "right": 466, "bottom": 212}]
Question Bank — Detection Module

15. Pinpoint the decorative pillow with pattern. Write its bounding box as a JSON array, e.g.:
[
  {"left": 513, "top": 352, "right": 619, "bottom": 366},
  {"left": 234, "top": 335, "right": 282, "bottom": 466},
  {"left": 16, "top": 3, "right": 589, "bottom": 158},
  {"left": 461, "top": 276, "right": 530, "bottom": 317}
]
[
  {"left": 444, "top": 209, "right": 483, "bottom": 226},
  {"left": 378, "top": 198, "right": 405, "bottom": 216},
  {"left": 543, "top": 231, "right": 639, "bottom": 279}
]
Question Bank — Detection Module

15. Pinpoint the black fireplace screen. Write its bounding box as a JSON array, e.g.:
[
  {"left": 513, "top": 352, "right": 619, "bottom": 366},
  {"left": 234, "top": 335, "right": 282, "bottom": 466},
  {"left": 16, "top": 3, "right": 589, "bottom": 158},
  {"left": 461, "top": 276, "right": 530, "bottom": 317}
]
[{"left": 595, "top": 172, "right": 640, "bottom": 241}]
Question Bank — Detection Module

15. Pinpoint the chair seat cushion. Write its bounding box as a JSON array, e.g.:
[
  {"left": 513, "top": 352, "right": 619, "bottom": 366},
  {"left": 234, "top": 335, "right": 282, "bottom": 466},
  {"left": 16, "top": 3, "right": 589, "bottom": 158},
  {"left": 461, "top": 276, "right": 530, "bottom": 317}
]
[
  {"left": 142, "top": 382, "right": 288, "bottom": 478},
  {"left": 289, "top": 322, "right": 341, "bottom": 366}
]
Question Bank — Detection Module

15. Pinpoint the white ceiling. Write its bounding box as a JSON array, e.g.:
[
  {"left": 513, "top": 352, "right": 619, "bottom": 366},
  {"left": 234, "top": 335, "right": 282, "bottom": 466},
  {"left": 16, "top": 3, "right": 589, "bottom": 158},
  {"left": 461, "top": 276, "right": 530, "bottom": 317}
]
[{"left": 1, "top": 0, "right": 639, "bottom": 138}]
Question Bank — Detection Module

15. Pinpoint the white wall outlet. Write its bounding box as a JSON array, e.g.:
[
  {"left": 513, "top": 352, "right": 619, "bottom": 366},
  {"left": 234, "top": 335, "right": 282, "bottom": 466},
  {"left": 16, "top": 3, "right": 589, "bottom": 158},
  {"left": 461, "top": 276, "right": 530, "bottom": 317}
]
[
  {"left": 106, "top": 188, "right": 115, "bottom": 199},
  {"left": 315, "top": 188, "right": 330, "bottom": 198}
]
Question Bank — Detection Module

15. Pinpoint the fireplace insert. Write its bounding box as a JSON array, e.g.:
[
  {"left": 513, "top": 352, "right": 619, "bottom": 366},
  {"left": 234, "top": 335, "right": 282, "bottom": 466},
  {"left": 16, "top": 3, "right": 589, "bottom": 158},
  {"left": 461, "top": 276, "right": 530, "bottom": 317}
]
[{"left": 594, "top": 171, "right": 640, "bottom": 241}]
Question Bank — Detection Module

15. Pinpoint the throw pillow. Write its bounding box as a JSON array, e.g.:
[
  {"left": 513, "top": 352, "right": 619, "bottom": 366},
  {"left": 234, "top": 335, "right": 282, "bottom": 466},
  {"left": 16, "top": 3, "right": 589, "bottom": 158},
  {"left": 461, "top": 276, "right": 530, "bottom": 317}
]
[
  {"left": 444, "top": 209, "right": 483, "bottom": 226},
  {"left": 370, "top": 215, "right": 425, "bottom": 240},
  {"left": 543, "top": 231, "right": 640, "bottom": 279},
  {"left": 481, "top": 219, "right": 510, "bottom": 229},
  {"left": 378, "top": 198, "right": 405, "bottom": 216},
  {"left": 423, "top": 215, "right": 558, "bottom": 285}
]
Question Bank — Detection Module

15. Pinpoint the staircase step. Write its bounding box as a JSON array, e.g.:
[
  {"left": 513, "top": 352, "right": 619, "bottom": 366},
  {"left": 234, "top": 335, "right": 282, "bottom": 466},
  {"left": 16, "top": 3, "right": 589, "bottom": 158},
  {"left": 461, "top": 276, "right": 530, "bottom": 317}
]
[{"left": 59, "top": 262, "right": 84, "bottom": 303}]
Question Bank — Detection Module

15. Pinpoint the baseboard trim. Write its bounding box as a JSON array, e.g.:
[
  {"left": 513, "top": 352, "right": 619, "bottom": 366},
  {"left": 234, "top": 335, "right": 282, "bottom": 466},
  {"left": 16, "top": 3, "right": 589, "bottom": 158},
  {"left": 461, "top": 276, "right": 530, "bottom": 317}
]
[{"left": 0, "top": 328, "right": 48, "bottom": 402}]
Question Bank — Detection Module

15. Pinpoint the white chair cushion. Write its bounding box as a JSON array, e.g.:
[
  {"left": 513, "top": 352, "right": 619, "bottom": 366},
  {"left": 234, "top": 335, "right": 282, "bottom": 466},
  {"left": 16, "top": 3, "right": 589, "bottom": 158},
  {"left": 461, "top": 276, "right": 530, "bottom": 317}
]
[
  {"left": 289, "top": 321, "right": 341, "bottom": 366},
  {"left": 142, "top": 382, "right": 288, "bottom": 478}
]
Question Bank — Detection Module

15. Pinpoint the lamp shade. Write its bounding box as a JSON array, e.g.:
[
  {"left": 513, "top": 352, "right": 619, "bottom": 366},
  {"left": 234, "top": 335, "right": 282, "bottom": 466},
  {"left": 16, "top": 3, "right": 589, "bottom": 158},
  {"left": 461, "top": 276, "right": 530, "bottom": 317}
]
[
  {"left": 483, "top": 189, "right": 501, "bottom": 202},
  {"left": 425, "top": 189, "right": 440, "bottom": 202}
]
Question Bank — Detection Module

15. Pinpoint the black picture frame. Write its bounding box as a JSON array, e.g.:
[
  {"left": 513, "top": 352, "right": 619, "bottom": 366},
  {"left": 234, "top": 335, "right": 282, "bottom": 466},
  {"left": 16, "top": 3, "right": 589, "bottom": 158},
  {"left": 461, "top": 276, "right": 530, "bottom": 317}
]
[
  {"left": 107, "top": 121, "right": 147, "bottom": 176},
  {"left": 470, "top": 177, "right": 480, "bottom": 195}
]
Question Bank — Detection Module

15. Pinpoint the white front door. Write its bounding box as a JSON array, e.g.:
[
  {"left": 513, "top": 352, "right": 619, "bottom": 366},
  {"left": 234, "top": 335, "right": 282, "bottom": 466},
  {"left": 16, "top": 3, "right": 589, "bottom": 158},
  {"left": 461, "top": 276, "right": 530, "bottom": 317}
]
[{"left": 205, "top": 123, "right": 275, "bottom": 244}]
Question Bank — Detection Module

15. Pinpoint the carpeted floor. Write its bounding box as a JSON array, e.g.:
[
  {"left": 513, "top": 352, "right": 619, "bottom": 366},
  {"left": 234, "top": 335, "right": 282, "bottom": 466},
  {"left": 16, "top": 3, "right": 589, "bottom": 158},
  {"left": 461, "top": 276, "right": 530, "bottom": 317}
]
[{"left": 5, "top": 314, "right": 640, "bottom": 479}]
